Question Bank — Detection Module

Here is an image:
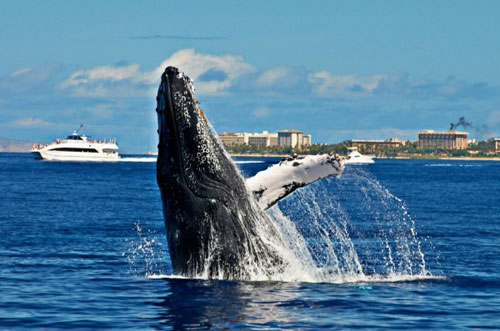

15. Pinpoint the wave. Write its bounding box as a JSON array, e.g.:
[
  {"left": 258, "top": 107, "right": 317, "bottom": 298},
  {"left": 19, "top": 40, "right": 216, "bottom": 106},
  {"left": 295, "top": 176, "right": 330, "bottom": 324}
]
[
  {"left": 424, "top": 163, "right": 483, "bottom": 167},
  {"left": 146, "top": 273, "right": 447, "bottom": 284},
  {"left": 119, "top": 157, "right": 157, "bottom": 163}
]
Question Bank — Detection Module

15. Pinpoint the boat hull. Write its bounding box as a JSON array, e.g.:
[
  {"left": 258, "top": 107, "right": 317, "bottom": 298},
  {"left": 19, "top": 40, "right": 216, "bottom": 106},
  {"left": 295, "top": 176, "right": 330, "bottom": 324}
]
[{"left": 31, "top": 150, "right": 119, "bottom": 162}]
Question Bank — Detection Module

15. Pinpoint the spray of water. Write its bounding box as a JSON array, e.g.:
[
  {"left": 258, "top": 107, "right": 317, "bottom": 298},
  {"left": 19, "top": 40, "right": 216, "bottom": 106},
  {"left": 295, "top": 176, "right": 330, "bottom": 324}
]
[
  {"left": 130, "top": 166, "right": 439, "bottom": 283},
  {"left": 125, "top": 223, "right": 167, "bottom": 277},
  {"left": 274, "top": 166, "right": 432, "bottom": 282}
]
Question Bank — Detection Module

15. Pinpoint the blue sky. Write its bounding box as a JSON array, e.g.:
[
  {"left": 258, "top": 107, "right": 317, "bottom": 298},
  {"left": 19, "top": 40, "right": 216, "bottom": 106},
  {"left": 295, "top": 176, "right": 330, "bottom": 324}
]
[{"left": 1, "top": 0, "right": 500, "bottom": 152}]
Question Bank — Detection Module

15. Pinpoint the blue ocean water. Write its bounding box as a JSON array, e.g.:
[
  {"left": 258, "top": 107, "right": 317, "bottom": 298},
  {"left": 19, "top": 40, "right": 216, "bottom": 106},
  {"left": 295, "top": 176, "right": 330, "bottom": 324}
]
[{"left": 0, "top": 153, "right": 499, "bottom": 329}]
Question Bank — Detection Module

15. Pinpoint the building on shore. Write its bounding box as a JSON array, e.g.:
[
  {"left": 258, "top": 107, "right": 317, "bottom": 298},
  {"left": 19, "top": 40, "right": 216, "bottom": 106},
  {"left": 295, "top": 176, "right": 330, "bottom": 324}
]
[
  {"left": 218, "top": 131, "right": 278, "bottom": 147},
  {"left": 418, "top": 130, "right": 468, "bottom": 150},
  {"left": 494, "top": 138, "right": 500, "bottom": 155},
  {"left": 277, "top": 130, "right": 311, "bottom": 148},
  {"left": 219, "top": 130, "right": 311, "bottom": 148},
  {"left": 218, "top": 132, "right": 246, "bottom": 146},
  {"left": 302, "top": 134, "right": 311, "bottom": 146},
  {"left": 219, "top": 131, "right": 278, "bottom": 147},
  {"left": 247, "top": 131, "right": 278, "bottom": 147},
  {"left": 349, "top": 138, "right": 405, "bottom": 154}
]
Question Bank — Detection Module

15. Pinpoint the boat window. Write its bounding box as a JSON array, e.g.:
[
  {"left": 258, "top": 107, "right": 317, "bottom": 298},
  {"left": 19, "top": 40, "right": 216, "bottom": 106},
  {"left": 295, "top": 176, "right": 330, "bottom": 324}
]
[
  {"left": 50, "top": 147, "right": 98, "bottom": 153},
  {"left": 66, "top": 135, "right": 83, "bottom": 140}
]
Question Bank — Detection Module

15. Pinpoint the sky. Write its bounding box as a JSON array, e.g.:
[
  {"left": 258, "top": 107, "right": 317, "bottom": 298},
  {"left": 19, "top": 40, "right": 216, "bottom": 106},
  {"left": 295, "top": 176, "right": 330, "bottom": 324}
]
[{"left": 1, "top": 0, "right": 500, "bottom": 152}]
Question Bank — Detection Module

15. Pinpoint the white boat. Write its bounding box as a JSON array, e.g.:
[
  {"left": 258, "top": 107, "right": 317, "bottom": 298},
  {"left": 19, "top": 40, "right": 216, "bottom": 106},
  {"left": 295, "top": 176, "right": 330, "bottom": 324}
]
[
  {"left": 31, "top": 127, "right": 119, "bottom": 161},
  {"left": 344, "top": 147, "right": 375, "bottom": 164}
]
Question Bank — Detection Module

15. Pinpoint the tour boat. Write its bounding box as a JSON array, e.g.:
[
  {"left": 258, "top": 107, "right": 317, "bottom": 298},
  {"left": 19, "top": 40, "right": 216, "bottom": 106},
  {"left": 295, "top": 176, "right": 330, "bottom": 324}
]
[
  {"left": 31, "top": 128, "right": 119, "bottom": 161},
  {"left": 344, "top": 147, "right": 375, "bottom": 164}
]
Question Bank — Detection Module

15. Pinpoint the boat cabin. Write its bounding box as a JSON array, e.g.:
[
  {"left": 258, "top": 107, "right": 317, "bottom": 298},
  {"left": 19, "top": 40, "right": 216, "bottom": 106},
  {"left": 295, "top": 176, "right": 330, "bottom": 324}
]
[{"left": 66, "top": 131, "right": 87, "bottom": 141}]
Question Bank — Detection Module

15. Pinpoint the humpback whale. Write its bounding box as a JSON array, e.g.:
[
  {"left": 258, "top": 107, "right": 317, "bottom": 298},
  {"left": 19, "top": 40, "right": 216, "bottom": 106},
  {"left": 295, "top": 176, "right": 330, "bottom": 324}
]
[{"left": 156, "top": 66, "right": 343, "bottom": 280}]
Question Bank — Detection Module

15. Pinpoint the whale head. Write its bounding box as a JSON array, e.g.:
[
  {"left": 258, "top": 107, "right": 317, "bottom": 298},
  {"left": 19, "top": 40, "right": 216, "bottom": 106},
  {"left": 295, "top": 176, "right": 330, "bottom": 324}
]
[
  {"left": 156, "top": 67, "right": 237, "bottom": 199},
  {"left": 156, "top": 67, "right": 268, "bottom": 278}
]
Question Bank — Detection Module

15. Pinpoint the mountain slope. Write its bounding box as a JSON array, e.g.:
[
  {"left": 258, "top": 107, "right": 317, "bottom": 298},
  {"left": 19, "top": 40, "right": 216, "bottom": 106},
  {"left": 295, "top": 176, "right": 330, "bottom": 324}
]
[{"left": 0, "top": 137, "right": 35, "bottom": 152}]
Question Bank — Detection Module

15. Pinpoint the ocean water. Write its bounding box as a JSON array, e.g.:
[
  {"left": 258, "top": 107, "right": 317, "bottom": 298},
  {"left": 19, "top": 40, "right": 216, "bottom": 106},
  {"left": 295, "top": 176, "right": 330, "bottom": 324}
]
[{"left": 0, "top": 153, "right": 499, "bottom": 329}]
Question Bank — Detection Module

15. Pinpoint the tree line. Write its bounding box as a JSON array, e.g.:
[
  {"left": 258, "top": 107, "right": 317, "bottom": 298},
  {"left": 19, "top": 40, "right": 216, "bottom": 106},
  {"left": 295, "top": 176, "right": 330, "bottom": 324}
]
[{"left": 223, "top": 138, "right": 498, "bottom": 157}]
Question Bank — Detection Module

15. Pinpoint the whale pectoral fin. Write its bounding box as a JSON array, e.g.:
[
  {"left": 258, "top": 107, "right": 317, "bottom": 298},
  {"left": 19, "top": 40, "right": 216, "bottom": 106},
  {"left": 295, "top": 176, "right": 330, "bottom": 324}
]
[{"left": 246, "top": 154, "right": 344, "bottom": 210}]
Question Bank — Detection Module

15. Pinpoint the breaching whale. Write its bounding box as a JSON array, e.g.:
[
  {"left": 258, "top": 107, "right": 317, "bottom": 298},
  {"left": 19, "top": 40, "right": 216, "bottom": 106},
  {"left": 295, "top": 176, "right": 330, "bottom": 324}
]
[{"left": 156, "top": 66, "right": 343, "bottom": 280}]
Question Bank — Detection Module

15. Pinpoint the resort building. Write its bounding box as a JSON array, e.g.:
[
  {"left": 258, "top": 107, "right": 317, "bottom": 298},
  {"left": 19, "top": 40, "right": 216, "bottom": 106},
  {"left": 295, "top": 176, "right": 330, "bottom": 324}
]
[
  {"left": 218, "top": 132, "right": 246, "bottom": 145},
  {"left": 349, "top": 138, "right": 404, "bottom": 154},
  {"left": 302, "top": 134, "right": 311, "bottom": 146},
  {"left": 219, "top": 130, "right": 311, "bottom": 148},
  {"left": 218, "top": 131, "right": 278, "bottom": 147},
  {"left": 277, "top": 130, "right": 311, "bottom": 148},
  {"left": 494, "top": 138, "right": 500, "bottom": 155},
  {"left": 418, "top": 130, "right": 468, "bottom": 150},
  {"left": 247, "top": 131, "right": 278, "bottom": 147}
]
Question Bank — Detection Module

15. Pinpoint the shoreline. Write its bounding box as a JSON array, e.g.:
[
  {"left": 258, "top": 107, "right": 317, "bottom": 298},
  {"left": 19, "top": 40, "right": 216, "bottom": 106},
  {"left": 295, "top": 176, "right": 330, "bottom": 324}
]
[
  {"left": 230, "top": 153, "right": 500, "bottom": 161},
  {"left": 390, "top": 156, "right": 500, "bottom": 161}
]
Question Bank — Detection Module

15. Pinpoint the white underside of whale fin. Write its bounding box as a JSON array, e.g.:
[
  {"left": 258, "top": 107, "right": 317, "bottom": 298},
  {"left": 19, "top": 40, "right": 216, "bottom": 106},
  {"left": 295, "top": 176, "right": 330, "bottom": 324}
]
[{"left": 246, "top": 154, "right": 344, "bottom": 210}]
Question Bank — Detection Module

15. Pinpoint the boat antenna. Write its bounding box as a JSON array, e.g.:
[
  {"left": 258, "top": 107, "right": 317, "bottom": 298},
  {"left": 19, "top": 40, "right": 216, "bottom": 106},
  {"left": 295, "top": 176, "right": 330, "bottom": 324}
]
[{"left": 77, "top": 124, "right": 83, "bottom": 134}]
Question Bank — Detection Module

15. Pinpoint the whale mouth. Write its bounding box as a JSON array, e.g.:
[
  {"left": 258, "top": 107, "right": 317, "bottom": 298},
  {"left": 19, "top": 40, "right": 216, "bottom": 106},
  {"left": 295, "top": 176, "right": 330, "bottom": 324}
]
[{"left": 156, "top": 67, "right": 233, "bottom": 201}]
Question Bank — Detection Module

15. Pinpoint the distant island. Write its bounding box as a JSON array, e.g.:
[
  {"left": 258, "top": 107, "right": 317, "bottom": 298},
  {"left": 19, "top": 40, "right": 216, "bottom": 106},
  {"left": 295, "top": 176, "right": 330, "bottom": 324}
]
[{"left": 0, "top": 137, "right": 35, "bottom": 153}]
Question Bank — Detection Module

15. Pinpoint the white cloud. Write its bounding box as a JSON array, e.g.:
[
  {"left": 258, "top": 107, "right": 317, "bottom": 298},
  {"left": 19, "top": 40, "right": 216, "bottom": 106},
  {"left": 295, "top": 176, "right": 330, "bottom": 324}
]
[
  {"left": 152, "top": 49, "right": 255, "bottom": 89},
  {"left": 309, "top": 71, "right": 495, "bottom": 100},
  {"left": 253, "top": 66, "right": 308, "bottom": 94},
  {"left": 11, "top": 68, "right": 31, "bottom": 78},
  {"left": 61, "top": 64, "right": 140, "bottom": 88},
  {"left": 60, "top": 49, "right": 255, "bottom": 97},
  {"left": 309, "top": 71, "right": 387, "bottom": 98},
  {"left": 58, "top": 49, "right": 494, "bottom": 101},
  {"left": 257, "top": 67, "right": 294, "bottom": 87},
  {"left": 11, "top": 118, "right": 52, "bottom": 128}
]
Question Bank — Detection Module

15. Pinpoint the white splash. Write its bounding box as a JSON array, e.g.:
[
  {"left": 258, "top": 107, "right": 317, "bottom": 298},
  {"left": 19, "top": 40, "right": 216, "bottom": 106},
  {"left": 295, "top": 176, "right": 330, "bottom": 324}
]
[
  {"left": 132, "top": 166, "right": 439, "bottom": 284},
  {"left": 125, "top": 223, "right": 167, "bottom": 277}
]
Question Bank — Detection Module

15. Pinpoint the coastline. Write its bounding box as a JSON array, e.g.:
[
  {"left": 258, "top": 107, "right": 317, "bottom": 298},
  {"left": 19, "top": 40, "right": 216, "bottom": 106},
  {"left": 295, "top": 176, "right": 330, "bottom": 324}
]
[
  {"left": 230, "top": 153, "right": 500, "bottom": 161},
  {"left": 391, "top": 156, "right": 500, "bottom": 161}
]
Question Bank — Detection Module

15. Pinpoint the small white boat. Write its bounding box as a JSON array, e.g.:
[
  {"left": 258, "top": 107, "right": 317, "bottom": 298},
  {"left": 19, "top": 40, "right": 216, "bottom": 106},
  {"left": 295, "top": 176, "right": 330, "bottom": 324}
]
[
  {"left": 344, "top": 147, "right": 375, "bottom": 164},
  {"left": 31, "top": 126, "right": 119, "bottom": 161}
]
